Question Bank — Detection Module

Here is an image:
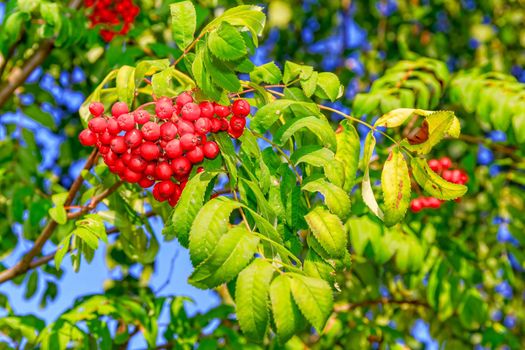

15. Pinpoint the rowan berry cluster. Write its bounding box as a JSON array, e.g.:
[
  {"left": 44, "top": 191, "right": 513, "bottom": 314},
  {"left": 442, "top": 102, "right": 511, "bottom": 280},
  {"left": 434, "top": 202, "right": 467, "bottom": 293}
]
[
  {"left": 78, "top": 92, "right": 250, "bottom": 206},
  {"left": 84, "top": 0, "right": 140, "bottom": 42},
  {"left": 410, "top": 156, "right": 469, "bottom": 213}
]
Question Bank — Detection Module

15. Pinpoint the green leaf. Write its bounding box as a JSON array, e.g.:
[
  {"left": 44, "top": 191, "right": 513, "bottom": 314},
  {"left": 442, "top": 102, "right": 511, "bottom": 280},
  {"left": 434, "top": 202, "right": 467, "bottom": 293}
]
[
  {"left": 235, "top": 259, "right": 274, "bottom": 341},
  {"left": 458, "top": 289, "right": 488, "bottom": 330},
  {"left": 289, "top": 273, "right": 333, "bottom": 332},
  {"left": 291, "top": 145, "right": 334, "bottom": 169},
  {"left": 512, "top": 113, "right": 525, "bottom": 143},
  {"left": 170, "top": 1, "right": 196, "bottom": 50},
  {"left": 302, "top": 178, "right": 351, "bottom": 220},
  {"left": 215, "top": 132, "right": 238, "bottom": 185},
  {"left": 361, "top": 132, "right": 384, "bottom": 219},
  {"left": 301, "top": 71, "right": 318, "bottom": 98},
  {"left": 134, "top": 59, "right": 170, "bottom": 86},
  {"left": 404, "top": 111, "right": 456, "bottom": 154},
  {"left": 189, "top": 226, "right": 259, "bottom": 289},
  {"left": 305, "top": 207, "right": 347, "bottom": 258},
  {"left": 164, "top": 172, "right": 216, "bottom": 247},
  {"left": 188, "top": 197, "right": 242, "bottom": 266},
  {"left": 411, "top": 158, "right": 467, "bottom": 200},
  {"left": 274, "top": 116, "right": 336, "bottom": 151},
  {"left": 251, "top": 99, "right": 319, "bottom": 133},
  {"left": 203, "top": 5, "right": 266, "bottom": 46},
  {"left": 250, "top": 62, "right": 282, "bottom": 84},
  {"left": 74, "top": 227, "right": 99, "bottom": 250},
  {"left": 335, "top": 120, "right": 360, "bottom": 191},
  {"left": 23, "top": 105, "right": 55, "bottom": 129},
  {"left": 269, "top": 274, "right": 305, "bottom": 343},
  {"left": 55, "top": 235, "right": 72, "bottom": 270},
  {"left": 315, "top": 72, "right": 342, "bottom": 102},
  {"left": 353, "top": 93, "right": 380, "bottom": 116},
  {"left": 381, "top": 149, "right": 411, "bottom": 227},
  {"left": 204, "top": 52, "right": 241, "bottom": 92},
  {"left": 239, "top": 179, "right": 275, "bottom": 221},
  {"left": 49, "top": 207, "right": 67, "bottom": 225},
  {"left": 116, "top": 65, "right": 135, "bottom": 106},
  {"left": 208, "top": 22, "right": 247, "bottom": 61},
  {"left": 303, "top": 249, "right": 335, "bottom": 284},
  {"left": 24, "top": 271, "right": 38, "bottom": 299},
  {"left": 151, "top": 67, "right": 175, "bottom": 98},
  {"left": 375, "top": 108, "right": 424, "bottom": 128}
]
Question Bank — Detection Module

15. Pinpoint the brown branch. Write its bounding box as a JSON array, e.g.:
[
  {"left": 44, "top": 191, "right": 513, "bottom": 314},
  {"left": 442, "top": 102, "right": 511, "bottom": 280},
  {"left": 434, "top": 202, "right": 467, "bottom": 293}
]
[
  {"left": 20, "top": 211, "right": 158, "bottom": 274},
  {"left": 0, "top": 149, "right": 98, "bottom": 284},
  {"left": 0, "top": 0, "right": 83, "bottom": 109},
  {"left": 172, "top": 32, "right": 206, "bottom": 67},
  {"left": 66, "top": 180, "right": 123, "bottom": 220}
]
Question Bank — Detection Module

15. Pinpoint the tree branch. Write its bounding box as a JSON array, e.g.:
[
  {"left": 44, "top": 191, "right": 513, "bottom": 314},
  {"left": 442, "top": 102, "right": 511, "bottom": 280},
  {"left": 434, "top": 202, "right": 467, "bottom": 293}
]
[
  {"left": 0, "top": 149, "right": 99, "bottom": 284},
  {"left": 0, "top": 0, "right": 83, "bottom": 109}
]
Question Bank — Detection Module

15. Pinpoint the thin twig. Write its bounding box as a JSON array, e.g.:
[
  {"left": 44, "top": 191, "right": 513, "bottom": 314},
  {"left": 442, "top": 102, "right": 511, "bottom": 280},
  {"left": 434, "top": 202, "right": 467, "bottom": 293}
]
[{"left": 0, "top": 149, "right": 99, "bottom": 284}]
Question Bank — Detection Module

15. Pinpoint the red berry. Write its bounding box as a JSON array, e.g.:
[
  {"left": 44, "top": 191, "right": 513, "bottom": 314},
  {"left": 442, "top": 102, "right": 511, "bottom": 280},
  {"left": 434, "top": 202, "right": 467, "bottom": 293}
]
[
  {"left": 140, "top": 142, "right": 160, "bottom": 161},
  {"left": 121, "top": 153, "right": 132, "bottom": 165},
  {"left": 199, "top": 101, "right": 215, "bottom": 118},
  {"left": 459, "top": 171, "right": 469, "bottom": 184},
  {"left": 128, "top": 155, "right": 147, "bottom": 173},
  {"left": 410, "top": 199, "right": 423, "bottom": 212},
  {"left": 186, "top": 146, "right": 204, "bottom": 164},
  {"left": 427, "top": 197, "right": 441, "bottom": 209},
  {"left": 155, "top": 161, "right": 173, "bottom": 180},
  {"left": 177, "top": 119, "right": 195, "bottom": 135},
  {"left": 103, "top": 150, "right": 118, "bottom": 166},
  {"left": 176, "top": 92, "right": 193, "bottom": 106},
  {"left": 197, "top": 167, "right": 204, "bottom": 173},
  {"left": 125, "top": 129, "right": 143, "bottom": 148},
  {"left": 160, "top": 122, "right": 178, "bottom": 141},
  {"left": 442, "top": 169, "right": 453, "bottom": 182},
  {"left": 203, "top": 141, "right": 220, "bottom": 159},
  {"left": 99, "top": 131, "right": 113, "bottom": 145},
  {"left": 180, "top": 133, "right": 198, "bottom": 151},
  {"left": 420, "top": 197, "right": 432, "bottom": 208},
  {"left": 181, "top": 103, "right": 201, "bottom": 121},
  {"left": 194, "top": 118, "right": 211, "bottom": 135},
  {"left": 110, "top": 136, "right": 127, "bottom": 153},
  {"left": 111, "top": 102, "right": 129, "bottom": 117},
  {"left": 210, "top": 118, "right": 222, "bottom": 133},
  {"left": 214, "top": 104, "right": 230, "bottom": 118},
  {"left": 79, "top": 129, "right": 97, "bottom": 146},
  {"left": 180, "top": 180, "right": 188, "bottom": 191},
  {"left": 219, "top": 118, "right": 229, "bottom": 131},
  {"left": 88, "top": 117, "right": 107, "bottom": 133},
  {"left": 155, "top": 99, "right": 175, "bottom": 120},
  {"left": 156, "top": 180, "right": 176, "bottom": 199},
  {"left": 168, "top": 185, "right": 182, "bottom": 207},
  {"left": 123, "top": 168, "right": 142, "bottom": 183},
  {"left": 228, "top": 126, "right": 244, "bottom": 139},
  {"left": 144, "top": 162, "right": 156, "bottom": 177},
  {"left": 134, "top": 110, "right": 151, "bottom": 124},
  {"left": 165, "top": 139, "right": 183, "bottom": 158},
  {"left": 428, "top": 159, "right": 441, "bottom": 173},
  {"left": 232, "top": 99, "right": 250, "bottom": 117},
  {"left": 107, "top": 118, "right": 120, "bottom": 134},
  {"left": 142, "top": 121, "right": 161, "bottom": 141},
  {"left": 450, "top": 169, "right": 462, "bottom": 184},
  {"left": 152, "top": 184, "right": 166, "bottom": 202},
  {"left": 117, "top": 113, "right": 135, "bottom": 131},
  {"left": 230, "top": 116, "right": 246, "bottom": 131},
  {"left": 89, "top": 102, "right": 105, "bottom": 117},
  {"left": 138, "top": 177, "right": 154, "bottom": 188},
  {"left": 98, "top": 145, "right": 110, "bottom": 154},
  {"left": 110, "top": 159, "right": 126, "bottom": 174},
  {"left": 171, "top": 157, "right": 192, "bottom": 177},
  {"left": 439, "top": 157, "right": 452, "bottom": 170}
]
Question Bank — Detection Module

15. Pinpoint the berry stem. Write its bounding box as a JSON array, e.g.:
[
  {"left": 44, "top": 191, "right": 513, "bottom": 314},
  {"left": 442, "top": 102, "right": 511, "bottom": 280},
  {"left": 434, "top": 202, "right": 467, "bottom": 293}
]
[{"left": 172, "top": 32, "right": 207, "bottom": 67}]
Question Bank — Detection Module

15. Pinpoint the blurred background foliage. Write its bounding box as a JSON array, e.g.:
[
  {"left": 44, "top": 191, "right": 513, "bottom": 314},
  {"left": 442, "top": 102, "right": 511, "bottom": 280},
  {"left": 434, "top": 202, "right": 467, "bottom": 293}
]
[{"left": 0, "top": 0, "right": 524, "bottom": 349}]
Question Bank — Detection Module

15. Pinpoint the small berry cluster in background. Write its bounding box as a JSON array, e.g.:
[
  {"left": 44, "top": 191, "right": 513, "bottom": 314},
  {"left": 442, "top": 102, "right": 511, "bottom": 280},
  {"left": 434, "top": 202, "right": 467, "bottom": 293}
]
[
  {"left": 410, "top": 156, "right": 469, "bottom": 213},
  {"left": 78, "top": 92, "right": 250, "bottom": 206},
  {"left": 84, "top": 0, "right": 140, "bottom": 42}
]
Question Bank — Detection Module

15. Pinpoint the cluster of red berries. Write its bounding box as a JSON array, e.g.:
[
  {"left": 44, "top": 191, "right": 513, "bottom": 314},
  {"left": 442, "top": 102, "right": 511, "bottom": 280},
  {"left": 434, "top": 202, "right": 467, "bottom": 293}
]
[
  {"left": 78, "top": 92, "right": 250, "bottom": 206},
  {"left": 410, "top": 156, "right": 469, "bottom": 213},
  {"left": 84, "top": 0, "right": 140, "bottom": 42}
]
